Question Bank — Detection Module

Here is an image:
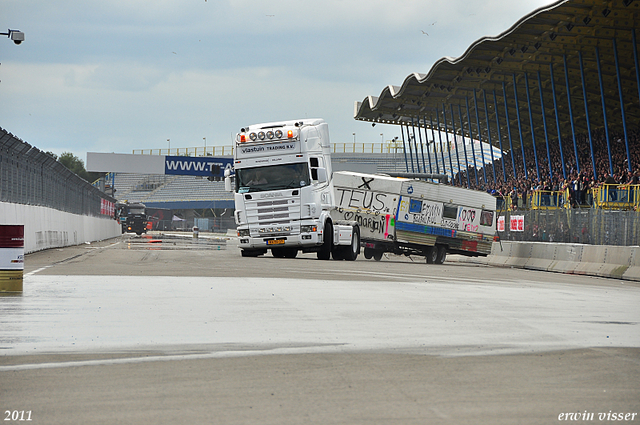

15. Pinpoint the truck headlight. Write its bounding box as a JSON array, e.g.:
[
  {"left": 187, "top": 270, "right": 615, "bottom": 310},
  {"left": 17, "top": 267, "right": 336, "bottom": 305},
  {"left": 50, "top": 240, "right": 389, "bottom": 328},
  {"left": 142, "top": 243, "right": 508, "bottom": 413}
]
[
  {"left": 237, "top": 229, "right": 250, "bottom": 237},
  {"left": 301, "top": 225, "right": 317, "bottom": 233}
]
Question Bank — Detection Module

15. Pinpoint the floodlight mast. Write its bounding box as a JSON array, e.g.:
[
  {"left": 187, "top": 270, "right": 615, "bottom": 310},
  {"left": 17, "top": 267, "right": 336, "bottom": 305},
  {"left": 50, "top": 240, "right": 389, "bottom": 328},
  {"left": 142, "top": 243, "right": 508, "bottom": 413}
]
[{"left": 1, "top": 29, "right": 25, "bottom": 45}]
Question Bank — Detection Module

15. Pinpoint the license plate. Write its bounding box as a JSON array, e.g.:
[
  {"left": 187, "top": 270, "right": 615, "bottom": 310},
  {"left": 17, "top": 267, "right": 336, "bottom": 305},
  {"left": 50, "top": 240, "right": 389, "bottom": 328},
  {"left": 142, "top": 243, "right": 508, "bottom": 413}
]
[{"left": 267, "top": 239, "right": 285, "bottom": 245}]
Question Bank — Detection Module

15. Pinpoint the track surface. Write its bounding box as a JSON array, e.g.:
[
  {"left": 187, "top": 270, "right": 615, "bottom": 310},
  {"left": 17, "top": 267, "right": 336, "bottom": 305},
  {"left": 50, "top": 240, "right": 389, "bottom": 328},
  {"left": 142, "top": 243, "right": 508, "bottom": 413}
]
[{"left": 1, "top": 233, "right": 638, "bottom": 424}]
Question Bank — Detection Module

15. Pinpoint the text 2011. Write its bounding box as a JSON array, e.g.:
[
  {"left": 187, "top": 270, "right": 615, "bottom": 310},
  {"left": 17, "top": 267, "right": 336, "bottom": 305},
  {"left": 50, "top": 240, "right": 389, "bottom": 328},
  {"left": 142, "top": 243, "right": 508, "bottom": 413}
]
[{"left": 4, "top": 411, "right": 32, "bottom": 421}]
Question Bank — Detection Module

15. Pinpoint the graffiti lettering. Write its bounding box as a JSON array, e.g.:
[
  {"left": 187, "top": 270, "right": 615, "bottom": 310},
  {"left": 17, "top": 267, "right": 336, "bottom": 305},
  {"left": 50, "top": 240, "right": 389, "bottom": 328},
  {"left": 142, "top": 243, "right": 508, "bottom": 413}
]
[
  {"left": 335, "top": 210, "right": 388, "bottom": 235},
  {"left": 441, "top": 219, "right": 459, "bottom": 230},
  {"left": 335, "top": 188, "right": 390, "bottom": 213},
  {"left": 458, "top": 208, "right": 476, "bottom": 223}
]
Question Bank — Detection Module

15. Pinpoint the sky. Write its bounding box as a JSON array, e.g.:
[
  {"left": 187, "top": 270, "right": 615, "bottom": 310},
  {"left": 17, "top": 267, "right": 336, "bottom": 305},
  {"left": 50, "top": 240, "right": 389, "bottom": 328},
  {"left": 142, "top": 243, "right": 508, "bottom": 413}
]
[{"left": 1, "top": 0, "right": 558, "bottom": 162}]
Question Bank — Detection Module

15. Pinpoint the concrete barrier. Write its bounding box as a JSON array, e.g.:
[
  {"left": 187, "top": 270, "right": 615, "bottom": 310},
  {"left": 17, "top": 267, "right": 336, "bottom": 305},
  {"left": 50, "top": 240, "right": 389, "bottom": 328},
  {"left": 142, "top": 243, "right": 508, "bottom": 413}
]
[
  {"left": 0, "top": 202, "right": 121, "bottom": 254},
  {"left": 488, "top": 241, "right": 639, "bottom": 282}
]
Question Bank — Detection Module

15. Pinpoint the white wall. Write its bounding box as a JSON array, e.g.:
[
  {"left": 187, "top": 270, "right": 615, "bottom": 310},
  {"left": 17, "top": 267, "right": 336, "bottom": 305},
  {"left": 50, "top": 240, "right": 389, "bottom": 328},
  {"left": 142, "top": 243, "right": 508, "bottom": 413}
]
[{"left": 0, "top": 202, "right": 121, "bottom": 254}]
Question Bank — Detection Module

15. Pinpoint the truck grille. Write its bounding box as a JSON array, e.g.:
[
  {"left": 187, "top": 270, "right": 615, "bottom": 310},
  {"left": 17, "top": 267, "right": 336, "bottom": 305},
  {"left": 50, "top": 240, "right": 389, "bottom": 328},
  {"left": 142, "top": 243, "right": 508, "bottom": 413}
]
[{"left": 246, "top": 198, "right": 301, "bottom": 225}]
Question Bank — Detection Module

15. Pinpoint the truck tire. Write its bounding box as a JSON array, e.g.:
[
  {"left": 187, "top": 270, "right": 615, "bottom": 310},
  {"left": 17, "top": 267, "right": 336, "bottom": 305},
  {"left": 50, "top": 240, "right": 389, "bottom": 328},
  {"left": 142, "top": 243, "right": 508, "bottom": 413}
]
[
  {"left": 364, "top": 247, "right": 373, "bottom": 259},
  {"left": 373, "top": 250, "right": 383, "bottom": 261},
  {"left": 425, "top": 246, "right": 437, "bottom": 264},
  {"left": 317, "top": 221, "right": 332, "bottom": 260},
  {"left": 343, "top": 226, "right": 360, "bottom": 261},
  {"left": 436, "top": 245, "right": 447, "bottom": 264}
]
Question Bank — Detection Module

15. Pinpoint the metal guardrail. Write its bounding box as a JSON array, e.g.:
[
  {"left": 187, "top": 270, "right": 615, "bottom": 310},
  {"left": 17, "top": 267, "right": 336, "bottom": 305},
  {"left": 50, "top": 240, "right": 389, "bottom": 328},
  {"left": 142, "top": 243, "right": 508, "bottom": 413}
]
[
  {"left": 592, "top": 184, "right": 639, "bottom": 210},
  {"left": 132, "top": 143, "right": 433, "bottom": 157},
  {"left": 496, "top": 185, "right": 639, "bottom": 213},
  {"left": 1, "top": 128, "right": 116, "bottom": 217}
]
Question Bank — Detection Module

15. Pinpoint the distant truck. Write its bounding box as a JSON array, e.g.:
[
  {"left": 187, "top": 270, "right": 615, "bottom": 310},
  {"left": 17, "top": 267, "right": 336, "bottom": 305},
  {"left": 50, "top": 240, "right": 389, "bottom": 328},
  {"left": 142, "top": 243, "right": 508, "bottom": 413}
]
[
  {"left": 226, "top": 118, "right": 497, "bottom": 263},
  {"left": 116, "top": 202, "right": 148, "bottom": 235}
]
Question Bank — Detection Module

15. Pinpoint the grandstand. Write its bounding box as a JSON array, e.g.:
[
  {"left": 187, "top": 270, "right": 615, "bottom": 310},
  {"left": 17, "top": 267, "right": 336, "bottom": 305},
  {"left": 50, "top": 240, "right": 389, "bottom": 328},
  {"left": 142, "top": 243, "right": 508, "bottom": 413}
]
[{"left": 107, "top": 0, "right": 638, "bottom": 242}]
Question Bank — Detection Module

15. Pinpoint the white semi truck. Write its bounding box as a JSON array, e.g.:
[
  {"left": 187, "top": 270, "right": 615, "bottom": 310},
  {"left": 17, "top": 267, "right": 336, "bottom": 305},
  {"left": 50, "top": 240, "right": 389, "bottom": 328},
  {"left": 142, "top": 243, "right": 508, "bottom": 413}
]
[
  {"left": 227, "top": 118, "right": 361, "bottom": 260},
  {"left": 227, "top": 118, "right": 497, "bottom": 263}
]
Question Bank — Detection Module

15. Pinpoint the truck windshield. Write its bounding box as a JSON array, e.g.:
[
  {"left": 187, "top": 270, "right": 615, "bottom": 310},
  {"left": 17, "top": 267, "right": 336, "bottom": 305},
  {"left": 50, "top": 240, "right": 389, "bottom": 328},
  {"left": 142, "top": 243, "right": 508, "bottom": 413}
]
[
  {"left": 236, "top": 162, "right": 310, "bottom": 193},
  {"left": 129, "top": 207, "right": 145, "bottom": 215}
]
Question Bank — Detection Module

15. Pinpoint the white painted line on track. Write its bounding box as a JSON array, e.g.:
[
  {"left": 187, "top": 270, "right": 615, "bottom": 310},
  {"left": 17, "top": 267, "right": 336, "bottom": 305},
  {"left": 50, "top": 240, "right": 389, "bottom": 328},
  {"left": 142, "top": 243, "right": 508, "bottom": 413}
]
[{"left": 0, "top": 345, "right": 347, "bottom": 372}]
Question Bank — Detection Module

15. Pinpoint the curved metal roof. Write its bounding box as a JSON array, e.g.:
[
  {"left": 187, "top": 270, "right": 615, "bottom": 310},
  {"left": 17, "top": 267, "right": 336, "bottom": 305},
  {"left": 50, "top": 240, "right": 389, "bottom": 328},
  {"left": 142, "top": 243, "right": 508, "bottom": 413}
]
[{"left": 354, "top": 0, "right": 640, "bottom": 147}]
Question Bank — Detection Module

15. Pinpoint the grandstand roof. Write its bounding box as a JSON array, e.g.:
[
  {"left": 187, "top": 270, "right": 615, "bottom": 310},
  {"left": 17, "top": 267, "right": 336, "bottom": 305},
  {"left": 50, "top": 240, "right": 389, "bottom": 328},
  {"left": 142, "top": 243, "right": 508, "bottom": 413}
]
[{"left": 354, "top": 0, "right": 640, "bottom": 146}]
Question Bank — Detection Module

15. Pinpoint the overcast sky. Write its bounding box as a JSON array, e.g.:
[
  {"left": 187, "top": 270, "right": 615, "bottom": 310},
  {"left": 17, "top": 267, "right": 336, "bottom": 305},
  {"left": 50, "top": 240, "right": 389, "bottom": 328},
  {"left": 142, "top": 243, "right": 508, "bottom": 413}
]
[{"left": 1, "top": 0, "right": 557, "bottom": 161}]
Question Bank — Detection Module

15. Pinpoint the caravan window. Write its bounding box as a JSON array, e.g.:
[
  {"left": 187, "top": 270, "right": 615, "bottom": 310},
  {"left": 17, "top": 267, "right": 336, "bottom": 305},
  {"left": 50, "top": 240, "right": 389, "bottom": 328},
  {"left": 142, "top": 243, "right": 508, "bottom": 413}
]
[
  {"left": 480, "top": 210, "right": 494, "bottom": 226},
  {"left": 443, "top": 204, "right": 458, "bottom": 220}
]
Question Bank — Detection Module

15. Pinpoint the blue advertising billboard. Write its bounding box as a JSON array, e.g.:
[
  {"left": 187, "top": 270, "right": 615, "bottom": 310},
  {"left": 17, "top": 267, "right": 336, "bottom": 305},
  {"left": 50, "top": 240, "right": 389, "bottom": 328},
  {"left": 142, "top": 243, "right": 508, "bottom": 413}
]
[{"left": 164, "top": 156, "right": 233, "bottom": 178}]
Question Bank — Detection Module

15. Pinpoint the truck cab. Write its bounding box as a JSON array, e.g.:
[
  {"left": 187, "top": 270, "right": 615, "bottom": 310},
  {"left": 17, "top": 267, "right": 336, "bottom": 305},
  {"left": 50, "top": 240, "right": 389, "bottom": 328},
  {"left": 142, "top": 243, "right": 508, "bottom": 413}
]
[
  {"left": 230, "top": 119, "right": 359, "bottom": 260},
  {"left": 117, "top": 202, "right": 148, "bottom": 236}
]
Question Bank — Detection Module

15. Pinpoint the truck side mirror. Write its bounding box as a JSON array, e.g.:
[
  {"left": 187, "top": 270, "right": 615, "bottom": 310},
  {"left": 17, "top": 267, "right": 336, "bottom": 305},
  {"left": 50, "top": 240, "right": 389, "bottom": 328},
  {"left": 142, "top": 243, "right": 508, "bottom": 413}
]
[
  {"left": 224, "top": 169, "right": 233, "bottom": 192},
  {"left": 315, "top": 168, "right": 327, "bottom": 183}
]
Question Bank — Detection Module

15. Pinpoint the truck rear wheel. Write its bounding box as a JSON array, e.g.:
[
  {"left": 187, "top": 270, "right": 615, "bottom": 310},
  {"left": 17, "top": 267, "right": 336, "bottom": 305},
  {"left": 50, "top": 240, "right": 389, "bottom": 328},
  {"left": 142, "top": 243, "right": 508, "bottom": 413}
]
[
  {"left": 425, "top": 246, "right": 437, "bottom": 264},
  {"left": 317, "top": 221, "right": 332, "bottom": 260},
  {"left": 364, "top": 247, "right": 373, "bottom": 259},
  {"left": 435, "top": 245, "right": 447, "bottom": 264},
  {"left": 373, "top": 250, "right": 383, "bottom": 261}
]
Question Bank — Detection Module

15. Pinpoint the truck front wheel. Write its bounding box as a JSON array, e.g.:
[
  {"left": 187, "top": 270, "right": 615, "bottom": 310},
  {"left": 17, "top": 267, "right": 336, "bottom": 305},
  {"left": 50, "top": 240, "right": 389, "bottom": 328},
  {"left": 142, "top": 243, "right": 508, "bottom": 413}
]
[
  {"left": 333, "top": 226, "right": 360, "bottom": 261},
  {"left": 317, "top": 221, "right": 332, "bottom": 260}
]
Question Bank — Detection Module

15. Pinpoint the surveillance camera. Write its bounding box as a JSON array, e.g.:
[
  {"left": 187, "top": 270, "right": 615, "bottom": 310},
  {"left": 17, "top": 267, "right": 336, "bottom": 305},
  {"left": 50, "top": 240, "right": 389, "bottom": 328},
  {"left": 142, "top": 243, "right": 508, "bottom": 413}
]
[{"left": 10, "top": 31, "right": 24, "bottom": 45}]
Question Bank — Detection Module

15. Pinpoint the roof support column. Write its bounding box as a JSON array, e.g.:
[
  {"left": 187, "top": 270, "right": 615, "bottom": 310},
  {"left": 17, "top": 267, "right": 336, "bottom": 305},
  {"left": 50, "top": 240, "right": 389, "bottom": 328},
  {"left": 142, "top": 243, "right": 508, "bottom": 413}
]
[
  {"left": 492, "top": 90, "right": 507, "bottom": 183},
  {"left": 595, "top": 46, "right": 613, "bottom": 176},
  {"left": 457, "top": 105, "right": 471, "bottom": 188},
  {"left": 400, "top": 124, "right": 410, "bottom": 173},
  {"left": 502, "top": 82, "right": 517, "bottom": 180},
  {"left": 442, "top": 104, "right": 456, "bottom": 184},
  {"left": 537, "top": 71, "right": 553, "bottom": 180},
  {"left": 512, "top": 74, "right": 528, "bottom": 180},
  {"left": 482, "top": 89, "right": 497, "bottom": 184},
  {"left": 410, "top": 118, "right": 421, "bottom": 173},
  {"left": 435, "top": 108, "right": 448, "bottom": 179},
  {"left": 524, "top": 73, "right": 541, "bottom": 182},
  {"left": 449, "top": 104, "right": 463, "bottom": 187},
  {"left": 429, "top": 115, "right": 440, "bottom": 174},
  {"left": 473, "top": 89, "right": 487, "bottom": 185},
  {"left": 613, "top": 38, "right": 633, "bottom": 173},
  {"left": 549, "top": 63, "right": 567, "bottom": 180},
  {"left": 578, "top": 51, "right": 597, "bottom": 181},
  {"left": 634, "top": 29, "right": 640, "bottom": 121},
  {"left": 415, "top": 117, "right": 429, "bottom": 175},
  {"left": 563, "top": 55, "right": 580, "bottom": 175},
  {"left": 465, "top": 97, "right": 479, "bottom": 186},
  {"left": 421, "top": 116, "right": 434, "bottom": 175}
]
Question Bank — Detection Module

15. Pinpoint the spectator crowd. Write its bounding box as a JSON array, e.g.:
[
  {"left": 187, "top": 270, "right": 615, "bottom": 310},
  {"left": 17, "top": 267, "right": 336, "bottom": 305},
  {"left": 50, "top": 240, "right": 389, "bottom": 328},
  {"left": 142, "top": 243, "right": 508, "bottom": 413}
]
[{"left": 449, "top": 128, "right": 640, "bottom": 209}]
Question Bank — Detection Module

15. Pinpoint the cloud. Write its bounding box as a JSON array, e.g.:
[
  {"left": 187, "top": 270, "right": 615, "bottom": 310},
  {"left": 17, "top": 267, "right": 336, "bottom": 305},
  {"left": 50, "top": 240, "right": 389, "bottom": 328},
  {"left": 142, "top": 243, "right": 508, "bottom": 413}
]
[{"left": 1, "top": 0, "right": 559, "bottom": 160}]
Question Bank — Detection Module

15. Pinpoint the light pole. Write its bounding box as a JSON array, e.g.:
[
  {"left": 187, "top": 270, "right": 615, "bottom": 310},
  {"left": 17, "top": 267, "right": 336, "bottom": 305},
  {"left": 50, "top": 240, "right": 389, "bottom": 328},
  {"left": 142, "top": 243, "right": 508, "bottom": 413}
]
[
  {"left": 1, "top": 29, "right": 24, "bottom": 45},
  {"left": 203, "top": 138, "right": 207, "bottom": 156},
  {"left": 352, "top": 133, "right": 356, "bottom": 143},
  {"left": 167, "top": 139, "right": 170, "bottom": 155}
]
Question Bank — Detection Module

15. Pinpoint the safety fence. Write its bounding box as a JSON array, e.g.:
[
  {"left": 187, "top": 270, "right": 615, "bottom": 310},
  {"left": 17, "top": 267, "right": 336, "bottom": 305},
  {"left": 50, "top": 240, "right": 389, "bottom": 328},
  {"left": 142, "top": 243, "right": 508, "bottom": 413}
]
[
  {"left": 497, "top": 209, "right": 640, "bottom": 246},
  {"left": 0, "top": 127, "right": 116, "bottom": 217},
  {"left": 131, "top": 142, "right": 442, "bottom": 157}
]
